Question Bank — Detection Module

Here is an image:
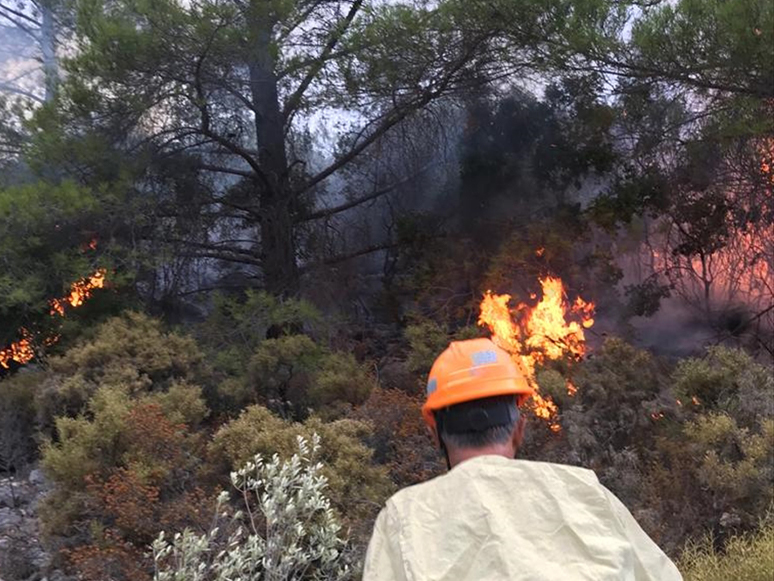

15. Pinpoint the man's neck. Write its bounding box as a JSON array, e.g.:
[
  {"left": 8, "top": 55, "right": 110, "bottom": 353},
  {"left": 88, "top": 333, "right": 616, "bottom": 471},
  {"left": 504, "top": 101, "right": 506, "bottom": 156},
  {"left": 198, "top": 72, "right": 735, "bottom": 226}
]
[{"left": 447, "top": 444, "right": 515, "bottom": 469}]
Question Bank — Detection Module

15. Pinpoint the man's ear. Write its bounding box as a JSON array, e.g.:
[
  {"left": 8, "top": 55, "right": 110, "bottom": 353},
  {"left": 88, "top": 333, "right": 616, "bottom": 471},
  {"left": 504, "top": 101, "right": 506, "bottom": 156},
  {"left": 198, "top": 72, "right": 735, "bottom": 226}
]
[
  {"left": 511, "top": 414, "right": 527, "bottom": 456},
  {"left": 427, "top": 424, "right": 440, "bottom": 448}
]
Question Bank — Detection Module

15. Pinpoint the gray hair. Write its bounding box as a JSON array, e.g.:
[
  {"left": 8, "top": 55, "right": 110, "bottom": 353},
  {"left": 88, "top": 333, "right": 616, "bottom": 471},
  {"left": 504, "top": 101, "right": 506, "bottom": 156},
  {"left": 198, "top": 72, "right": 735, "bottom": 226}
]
[{"left": 439, "top": 407, "right": 520, "bottom": 450}]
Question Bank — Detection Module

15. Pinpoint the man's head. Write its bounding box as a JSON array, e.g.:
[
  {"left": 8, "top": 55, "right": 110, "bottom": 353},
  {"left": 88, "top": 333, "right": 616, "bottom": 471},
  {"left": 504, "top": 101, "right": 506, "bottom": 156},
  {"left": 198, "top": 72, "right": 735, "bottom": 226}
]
[
  {"left": 434, "top": 394, "right": 527, "bottom": 467},
  {"left": 422, "top": 338, "right": 532, "bottom": 468}
]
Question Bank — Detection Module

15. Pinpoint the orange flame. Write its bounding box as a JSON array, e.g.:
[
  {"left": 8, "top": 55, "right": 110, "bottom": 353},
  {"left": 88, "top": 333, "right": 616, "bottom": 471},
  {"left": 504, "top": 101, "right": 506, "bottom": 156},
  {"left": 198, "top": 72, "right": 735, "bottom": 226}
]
[
  {"left": 0, "top": 329, "right": 35, "bottom": 370},
  {"left": 478, "top": 276, "right": 595, "bottom": 432},
  {"left": 1, "top": 268, "right": 107, "bottom": 370},
  {"left": 50, "top": 269, "right": 107, "bottom": 316}
]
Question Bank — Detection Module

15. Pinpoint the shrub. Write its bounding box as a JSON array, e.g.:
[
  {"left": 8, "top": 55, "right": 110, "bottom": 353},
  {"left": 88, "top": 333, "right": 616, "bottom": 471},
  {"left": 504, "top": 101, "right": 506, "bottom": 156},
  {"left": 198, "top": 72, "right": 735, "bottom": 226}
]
[
  {"left": 0, "top": 372, "right": 39, "bottom": 476},
  {"left": 198, "top": 290, "right": 323, "bottom": 378},
  {"left": 639, "top": 347, "right": 774, "bottom": 552},
  {"left": 672, "top": 346, "right": 774, "bottom": 427},
  {"left": 308, "top": 351, "right": 374, "bottom": 418},
  {"left": 241, "top": 336, "right": 374, "bottom": 420},
  {"left": 541, "top": 338, "right": 667, "bottom": 473},
  {"left": 679, "top": 523, "right": 774, "bottom": 581},
  {"left": 40, "top": 382, "right": 211, "bottom": 579},
  {"left": 209, "top": 406, "right": 393, "bottom": 533},
  {"left": 350, "top": 388, "right": 443, "bottom": 488},
  {"left": 36, "top": 312, "right": 208, "bottom": 428},
  {"left": 152, "top": 435, "right": 354, "bottom": 581},
  {"left": 405, "top": 320, "right": 449, "bottom": 376}
]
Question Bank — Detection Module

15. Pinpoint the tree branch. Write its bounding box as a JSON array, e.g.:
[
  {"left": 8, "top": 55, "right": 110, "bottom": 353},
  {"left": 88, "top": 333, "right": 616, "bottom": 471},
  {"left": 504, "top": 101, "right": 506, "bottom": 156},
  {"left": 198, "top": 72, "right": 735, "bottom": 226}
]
[
  {"left": 297, "top": 162, "right": 437, "bottom": 222},
  {"left": 0, "top": 81, "right": 44, "bottom": 103},
  {"left": 195, "top": 163, "right": 254, "bottom": 178},
  {"left": 299, "top": 35, "right": 485, "bottom": 194},
  {"left": 281, "top": 0, "right": 363, "bottom": 121},
  {"left": 300, "top": 240, "right": 401, "bottom": 272},
  {"left": 0, "top": 3, "right": 40, "bottom": 27}
]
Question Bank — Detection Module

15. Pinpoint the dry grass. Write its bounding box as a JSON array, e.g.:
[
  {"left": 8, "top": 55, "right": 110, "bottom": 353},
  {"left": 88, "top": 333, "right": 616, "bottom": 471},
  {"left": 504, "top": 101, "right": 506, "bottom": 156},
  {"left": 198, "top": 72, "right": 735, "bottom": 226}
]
[{"left": 680, "top": 524, "right": 774, "bottom": 581}]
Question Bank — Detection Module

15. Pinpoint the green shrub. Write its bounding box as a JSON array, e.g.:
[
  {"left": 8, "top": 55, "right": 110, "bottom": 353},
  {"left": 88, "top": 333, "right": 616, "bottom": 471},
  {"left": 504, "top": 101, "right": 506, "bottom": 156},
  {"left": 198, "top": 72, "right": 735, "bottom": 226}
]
[
  {"left": 153, "top": 435, "right": 354, "bottom": 581},
  {"left": 0, "top": 372, "right": 40, "bottom": 474},
  {"left": 639, "top": 348, "right": 774, "bottom": 552},
  {"left": 553, "top": 338, "right": 666, "bottom": 468},
  {"left": 36, "top": 312, "right": 208, "bottom": 428},
  {"left": 308, "top": 351, "right": 374, "bottom": 417},
  {"left": 198, "top": 290, "right": 323, "bottom": 377},
  {"left": 680, "top": 523, "right": 774, "bottom": 581},
  {"left": 209, "top": 406, "right": 394, "bottom": 530},
  {"left": 239, "top": 336, "right": 374, "bottom": 420},
  {"left": 405, "top": 320, "right": 449, "bottom": 376},
  {"left": 672, "top": 346, "right": 774, "bottom": 427}
]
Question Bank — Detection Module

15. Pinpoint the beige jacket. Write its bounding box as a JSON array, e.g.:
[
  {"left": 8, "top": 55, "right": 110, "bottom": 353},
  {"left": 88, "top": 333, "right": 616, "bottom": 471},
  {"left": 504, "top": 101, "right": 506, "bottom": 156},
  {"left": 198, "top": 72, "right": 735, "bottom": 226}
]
[{"left": 363, "top": 455, "right": 682, "bottom": 581}]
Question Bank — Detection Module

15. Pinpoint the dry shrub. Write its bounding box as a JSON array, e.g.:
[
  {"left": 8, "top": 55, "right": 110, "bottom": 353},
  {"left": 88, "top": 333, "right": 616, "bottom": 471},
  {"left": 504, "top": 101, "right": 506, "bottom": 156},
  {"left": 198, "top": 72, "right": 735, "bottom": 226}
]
[
  {"left": 679, "top": 522, "right": 774, "bottom": 581},
  {"left": 351, "top": 388, "right": 443, "bottom": 488}
]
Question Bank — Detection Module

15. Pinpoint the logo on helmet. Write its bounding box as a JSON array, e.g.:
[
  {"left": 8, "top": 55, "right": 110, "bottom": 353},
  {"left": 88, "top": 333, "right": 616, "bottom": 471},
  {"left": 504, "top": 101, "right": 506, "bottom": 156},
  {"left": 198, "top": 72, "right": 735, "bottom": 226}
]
[{"left": 471, "top": 350, "right": 497, "bottom": 366}]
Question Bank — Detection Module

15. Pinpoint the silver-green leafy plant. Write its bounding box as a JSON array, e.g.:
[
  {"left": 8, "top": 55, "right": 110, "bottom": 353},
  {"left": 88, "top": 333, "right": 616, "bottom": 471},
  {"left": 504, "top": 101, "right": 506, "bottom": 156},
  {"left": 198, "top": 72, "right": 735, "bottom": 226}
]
[{"left": 152, "top": 433, "right": 353, "bottom": 581}]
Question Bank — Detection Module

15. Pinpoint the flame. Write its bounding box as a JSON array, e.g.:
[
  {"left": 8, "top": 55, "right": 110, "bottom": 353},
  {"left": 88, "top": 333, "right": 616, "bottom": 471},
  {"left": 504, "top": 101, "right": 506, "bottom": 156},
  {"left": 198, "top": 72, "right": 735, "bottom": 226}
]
[
  {"left": 1, "top": 268, "right": 107, "bottom": 370},
  {"left": 0, "top": 329, "right": 35, "bottom": 370},
  {"left": 50, "top": 269, "right": 107, "bottom": 316},
  {"left": 478, "top": 275, "right": 595, "bottom": 432}
]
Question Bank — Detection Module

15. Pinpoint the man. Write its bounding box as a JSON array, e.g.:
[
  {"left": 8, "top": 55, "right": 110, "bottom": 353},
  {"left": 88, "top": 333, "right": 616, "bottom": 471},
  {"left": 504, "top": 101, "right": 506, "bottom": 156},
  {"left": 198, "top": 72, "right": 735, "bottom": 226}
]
[{"left": 363, "top": 337, "right": 682, "bottom": 580}]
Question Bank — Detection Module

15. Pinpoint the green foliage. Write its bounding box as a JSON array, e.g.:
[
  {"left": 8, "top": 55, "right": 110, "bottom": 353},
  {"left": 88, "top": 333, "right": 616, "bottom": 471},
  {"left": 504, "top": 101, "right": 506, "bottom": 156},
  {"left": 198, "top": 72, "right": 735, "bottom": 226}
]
[
  {"left": 672, "top": 346, "right": 774, "bottom": 423},
  {"left": 636, "top": 347, "right": 774, "bottom": 551},
  {"left": 0, "top": 373, "right": 40, "bottom": 473},
  {"left": 0, "top": 180, "right": 106, "bottom": 343},
  {"left": 680, "top": 522, "right": 774, "bottom": 581},
  {"left": 405, "top": 321, "right": 483, "bottom": 379},
  {"left": 562, "top": 338, "right": 666, "bottom": 459},
  {"left": 40, "top": 382, "right": 208, "bottom": 540},
  {"left": 309, "top": 351, "right": 374, "bottom": 417},
  {"left": 199, "top": 292, "right": 368, "bottom": 419},
  {"left": 632, "top": 0, "right": 773, "bottom": 104},
  {"left": 405, "top": 320, "right": 449, "bottom": 376},
  {"left": 37, "top": 312, "right": 208, "bottom": 426},
  {"left": 221, "top": 334, "right": 374, "bottom": 420},
  {"left": 153, "top": 435, "right": 354, "bottom": 581},
  {"left": 245, "top": 335, "right": 323, "bottom": 413},
  {"left": 37, "top": 312, "right": 212, "bottom": 551},
  {"left": 683, "top": 414, "right": 774, "bottom": 512},
  {"left": 209, "top": 406, "right": 394, "bottom": 527},
  {"left": 199, "top": 291, "right": 323, "bottom": 378}
]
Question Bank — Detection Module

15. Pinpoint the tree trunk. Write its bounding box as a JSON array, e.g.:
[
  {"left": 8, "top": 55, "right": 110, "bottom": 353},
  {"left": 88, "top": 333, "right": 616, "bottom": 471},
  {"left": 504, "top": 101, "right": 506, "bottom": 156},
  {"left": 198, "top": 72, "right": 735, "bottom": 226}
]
[{"left": 247, "top": 13, "right": 298, "bottom": 296}]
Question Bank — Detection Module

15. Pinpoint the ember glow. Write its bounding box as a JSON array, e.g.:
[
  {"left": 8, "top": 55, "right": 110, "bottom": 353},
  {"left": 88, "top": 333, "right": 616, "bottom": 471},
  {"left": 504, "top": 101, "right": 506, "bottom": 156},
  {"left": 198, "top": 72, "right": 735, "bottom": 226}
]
[
  {"left": 0, "top": 329, "right": 35, "bottom": 370},
  {"left": 0, "top": 268, "right": 107, "bottom": 370},
  {"left": 478, "top": 276, "right": 595, "bottom": 432}
]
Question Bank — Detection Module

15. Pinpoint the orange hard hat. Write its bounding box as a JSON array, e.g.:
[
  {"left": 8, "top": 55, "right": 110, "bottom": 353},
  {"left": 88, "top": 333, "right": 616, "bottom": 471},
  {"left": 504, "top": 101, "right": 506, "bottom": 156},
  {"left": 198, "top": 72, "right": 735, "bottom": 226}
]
[{"left": 422, "top": 337, "right": 533, "bottom": 428}]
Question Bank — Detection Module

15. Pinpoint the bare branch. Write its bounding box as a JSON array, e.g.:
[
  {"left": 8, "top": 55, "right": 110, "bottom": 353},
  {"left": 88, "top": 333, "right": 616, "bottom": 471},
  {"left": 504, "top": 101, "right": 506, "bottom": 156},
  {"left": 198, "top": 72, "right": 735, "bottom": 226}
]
[
  {"left": 300, "top": 240, "right": 401, "bottom": 272},
  {"left": 299, "top": 35, "right": 486, "bottom": 194},
  {"left": 298, "top": 162, "right": 437, "bottom": 222},
  {"left": 0, "top": 81, "right": 44, "bottom": 103},
  {"left": 195, "top": 163, "right": 254, "bottom": 178},
  {"left": 0, "top": 3, "right": 41, "bottom": 27},
  {"left": 281, "top": 0, "right": 364, "bottom": 121}
]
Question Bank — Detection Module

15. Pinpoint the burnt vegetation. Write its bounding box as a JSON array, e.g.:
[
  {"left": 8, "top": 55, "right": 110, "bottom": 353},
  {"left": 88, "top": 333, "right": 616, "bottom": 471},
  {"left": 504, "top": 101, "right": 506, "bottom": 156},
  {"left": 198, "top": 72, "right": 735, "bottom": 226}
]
[{"left": 0, "top": 0, "right": 772, "bottom": 579}]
